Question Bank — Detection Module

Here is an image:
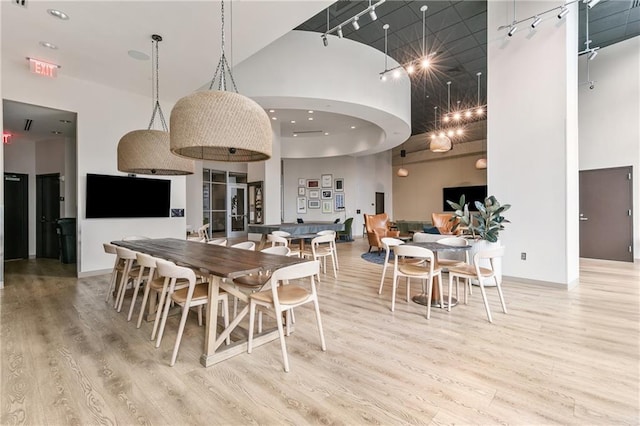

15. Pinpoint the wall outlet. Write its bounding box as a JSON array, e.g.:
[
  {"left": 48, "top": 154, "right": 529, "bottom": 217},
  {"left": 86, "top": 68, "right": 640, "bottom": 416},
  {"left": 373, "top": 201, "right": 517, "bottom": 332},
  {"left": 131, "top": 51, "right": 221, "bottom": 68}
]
[{"left": 521, "top": 252, "right": 527, "bottom": 260}]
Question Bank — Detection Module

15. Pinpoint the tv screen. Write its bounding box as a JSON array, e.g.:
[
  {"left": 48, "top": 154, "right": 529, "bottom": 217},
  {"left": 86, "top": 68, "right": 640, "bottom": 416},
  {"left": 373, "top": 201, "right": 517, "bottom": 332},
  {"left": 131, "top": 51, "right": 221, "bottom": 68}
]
[
  {"left": 443, "top": 185, "right": 487, "bottom": 212},
  {"left": 86, "top": 174, "right": 170, "bottom": 218}
]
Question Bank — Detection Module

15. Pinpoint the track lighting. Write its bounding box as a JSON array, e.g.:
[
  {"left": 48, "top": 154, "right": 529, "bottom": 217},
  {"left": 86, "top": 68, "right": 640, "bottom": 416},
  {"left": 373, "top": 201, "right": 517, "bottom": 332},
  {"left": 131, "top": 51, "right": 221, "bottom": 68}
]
[
  {"left": 586, "top": 0, "right": 601, "bottom": 9},
  {"left": 337, "top": 26, "right": 343, "bottom": 38},
  {"left": 557, "top": 7, "right": 569, "bottom": 19},
  {"left": 322, "top": 34, "right": 328, "bottom": 47},
  {"left": 531, "top": 16, "right": 542, "bottom": 28},
  {"left": 508, "top": 25, "right": 517, "bottom": 37},
  {"left": 352, "top": 16, "right": 360, "bottom": 30},
  {"left": 369, "top": 6, "right": 377, "bottom": 21}
]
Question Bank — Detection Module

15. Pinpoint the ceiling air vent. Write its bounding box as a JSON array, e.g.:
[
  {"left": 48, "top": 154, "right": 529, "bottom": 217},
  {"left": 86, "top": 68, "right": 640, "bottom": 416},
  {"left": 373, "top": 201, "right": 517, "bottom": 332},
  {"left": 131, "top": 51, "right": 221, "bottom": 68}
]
[
  {"left": 14, "top": 0, "right": 27, "bottom": 7},
  {"left": 24, "top": 119, "right": 33, "bottom": 131},
  {"left": 632, "top": 0, "right": 640, "bottom": 8}
]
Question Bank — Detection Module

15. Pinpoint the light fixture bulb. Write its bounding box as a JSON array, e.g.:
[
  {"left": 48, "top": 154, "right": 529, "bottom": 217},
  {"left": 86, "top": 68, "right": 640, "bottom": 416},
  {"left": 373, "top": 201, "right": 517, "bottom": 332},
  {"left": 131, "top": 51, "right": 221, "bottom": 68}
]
[
  {"left": 447, "top": 130, "right": 454, "bottom": 137},
  {"left": 443, "top": 115, "right": 450, "bottom": 123},
  {"left": 397, "top": 168, "right": 409, "bottom": 177},
  {"left": 406, "top": 64, "right": 415, "bottom": 74},
  {"left": 337, "top": 27, "right": 343, "bottom": 38},
  {"left": 557, "top": 7, "right": 569, "bottom": 19},
  {"left": 439, "top": 132, "right": 445, "bottom": 137},
  {"left": 465, "top": 110, "right": 472, "bottom": 118},
  {"left": 421, "top": 58, "right": 430, "bottom": 68},
  {"left": 369, "top": 7, "right": 377, "bottom": 21},
  {"left": 453, "top": 113, "right": 461, "bottom": 120},
  {"left": 456, "top": 128, "right": 463, "bottom": 136},
  {"left": 508, "top": 25, "right": 517, "bottom": 37},
  {"left": 476, "top": 107, "right": 484, "bottom": 115},
  {"left": 475, "top": 158, "right": 487, "bottom": 169},
  {"left": 431, "top": 134, "right": 436, "bottom": 139},
  {"left": 352, "top": 17, "right": 360, "bottom": 30},
  {"left": 393, "top": 69, "right": 401, "bottom": 79},
  {"left": 381, "top": 74, "right": 387, "bottom": 81},
  {"left": 531, "top": 16, "right": 542, "bottom": 28}
]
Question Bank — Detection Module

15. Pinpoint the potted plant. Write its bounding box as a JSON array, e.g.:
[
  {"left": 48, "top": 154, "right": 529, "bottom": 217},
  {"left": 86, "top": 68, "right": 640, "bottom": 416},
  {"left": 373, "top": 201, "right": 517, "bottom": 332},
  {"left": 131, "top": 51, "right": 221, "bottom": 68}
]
[{"left": 446, "top": 195, "right": 511, "bottom": 285}]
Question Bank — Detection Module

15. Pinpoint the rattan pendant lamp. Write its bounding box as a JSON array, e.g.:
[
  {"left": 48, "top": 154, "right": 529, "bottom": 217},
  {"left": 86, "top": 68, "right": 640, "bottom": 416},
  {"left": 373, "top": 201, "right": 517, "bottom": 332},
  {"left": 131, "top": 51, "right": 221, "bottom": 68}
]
[
  {"left": 117, "top": 35, "right": 194, "bottom": 175},
  {"left": 169, "top": 0, "right": 272, "bottom": 162}
]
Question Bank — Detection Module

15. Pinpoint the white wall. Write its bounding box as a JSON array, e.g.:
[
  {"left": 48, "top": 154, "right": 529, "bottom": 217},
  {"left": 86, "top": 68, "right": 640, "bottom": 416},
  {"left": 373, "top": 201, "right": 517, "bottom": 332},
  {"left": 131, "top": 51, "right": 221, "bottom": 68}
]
[
  {"left": 488, "top": 1, "right": 579, "bottom": 286},
  {"left": 578, "top": 36, "right": 640, "bottom": 258},
  {"left": 2, "top": 60, "right": 187, "bottom": 274},
  {"left": 283, "top": 151, "right": 392, "bottom": 236}
]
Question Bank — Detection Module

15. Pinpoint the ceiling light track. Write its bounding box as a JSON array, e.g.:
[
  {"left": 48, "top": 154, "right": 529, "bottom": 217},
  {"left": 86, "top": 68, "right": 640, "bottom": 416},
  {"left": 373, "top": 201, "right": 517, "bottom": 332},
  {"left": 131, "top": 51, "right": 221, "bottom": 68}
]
[
  {"left": 497, "top": 0, "right": 599, "bottom": 34},
  {"left": 321, "top": 0, "right": 386, "bottom": 44}
]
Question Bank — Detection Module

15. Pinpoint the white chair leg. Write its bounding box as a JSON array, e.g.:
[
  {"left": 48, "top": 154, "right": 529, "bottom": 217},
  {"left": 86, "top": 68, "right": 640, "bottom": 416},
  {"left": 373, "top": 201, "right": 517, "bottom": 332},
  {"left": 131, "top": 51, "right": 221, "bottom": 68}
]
[
  {"left": 151, "top": 287, "right": 168, "bottom": 341},
  {"left": 222, "top": 297, "right": 230, "bottom": 345},
  {"left": 330, "top": 254, "right": 337, "bottom": 278},
  {"left": 155, "top": 292, "right": 174, "bottom": 347},
  {"left": 391, "top": 274, "right": 398, "bottom": 312},
  {"left": 313, "top": 299, "right": 327, "bottom": 351},
  {"left": 258, "top": 311, "right": 263, "bottom": 334},
  {"left": 426, "top": 277, "right": 433, "bottom": 319},
  {"left": 478, "top": 283, "right": 493, "bottom": 323},
  {"left": 378, "top": 263, "right": 388, "bottom": 295},
  {"left": 495, "top": 277, "right": 508, "bottom": 314},
  {"left": 127, "top": 276, "right": 144, "bottom": 321},
  {"left": 405, "top": 277, "right": 411, "bottom": 303},
  {"left": 448, "top": 274, "right": 454, "bottom": 312},
  {"left": 136, "top": 283, "right": 152, "bottom": 328},
  {"left": 437, "top": 273, "right": 443, "bottom": 309},
  {"left": 170, "top": 305, "right": 190, "bottom": 366},
  {"left": 247, "top": 302, "right": 256, "bottom": 354},
  {"left": 274, "top": 310, "right": 290, "bottom": 373},
  {"left": 106, "top": 259, "right": 120, "bottom": 302}
]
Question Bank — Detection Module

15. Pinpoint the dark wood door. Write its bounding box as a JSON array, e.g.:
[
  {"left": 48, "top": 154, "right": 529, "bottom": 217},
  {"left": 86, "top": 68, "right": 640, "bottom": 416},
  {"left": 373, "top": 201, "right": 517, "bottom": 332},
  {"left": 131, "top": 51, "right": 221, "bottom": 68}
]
[
  {"left": 579, "top": 166, "right": 633, "bottom": 261},
  {"left": 4, "top": 173, "right": 29, "bottom": 260},
  {"left": 375, "top": 192, "right": 385, "bottom": 214},
  {"left": 36, "top": 173, "right": 60, "bottom": 259}
]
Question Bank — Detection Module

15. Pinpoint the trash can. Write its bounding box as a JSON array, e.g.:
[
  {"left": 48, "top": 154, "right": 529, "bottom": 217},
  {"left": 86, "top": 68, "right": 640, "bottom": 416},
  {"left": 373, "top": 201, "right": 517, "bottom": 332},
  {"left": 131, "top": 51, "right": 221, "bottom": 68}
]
[{"left": 57, "top": 218, "right": 76, "bottom": 264}]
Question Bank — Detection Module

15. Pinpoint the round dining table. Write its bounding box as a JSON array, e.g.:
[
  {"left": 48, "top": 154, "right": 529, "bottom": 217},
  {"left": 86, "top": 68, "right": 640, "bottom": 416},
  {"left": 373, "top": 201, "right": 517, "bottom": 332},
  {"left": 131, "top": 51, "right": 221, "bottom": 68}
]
[{"left": 406, "top": 241, "right": 471, "bottom": 308}]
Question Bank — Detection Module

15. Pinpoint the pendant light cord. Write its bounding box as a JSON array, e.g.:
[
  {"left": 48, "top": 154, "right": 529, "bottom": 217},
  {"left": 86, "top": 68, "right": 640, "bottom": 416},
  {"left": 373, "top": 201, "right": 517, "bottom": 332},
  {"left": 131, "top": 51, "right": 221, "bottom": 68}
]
[{"left": 148, "top": 35, "right": 168, "bottom": 132}]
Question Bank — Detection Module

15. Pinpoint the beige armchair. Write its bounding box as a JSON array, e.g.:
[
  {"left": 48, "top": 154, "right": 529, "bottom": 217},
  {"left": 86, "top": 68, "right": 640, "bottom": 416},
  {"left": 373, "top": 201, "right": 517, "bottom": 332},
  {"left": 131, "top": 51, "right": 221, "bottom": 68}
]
[
  {"left": 364, "top": 213, "right": 400, "bottom": 253},
  {"left": 431, "top": 213, "right": 461, "bottom": 235}
]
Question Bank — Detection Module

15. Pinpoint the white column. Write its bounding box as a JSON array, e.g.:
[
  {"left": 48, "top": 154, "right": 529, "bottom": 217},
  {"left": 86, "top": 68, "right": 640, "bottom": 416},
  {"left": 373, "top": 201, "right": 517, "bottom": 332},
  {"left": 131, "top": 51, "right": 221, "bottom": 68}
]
[
  {"left": 248, "top": 125, "right": 281, "bottom": 225},
  {"left": 487, "top": 1, "right": 579, "bottom": 287}
]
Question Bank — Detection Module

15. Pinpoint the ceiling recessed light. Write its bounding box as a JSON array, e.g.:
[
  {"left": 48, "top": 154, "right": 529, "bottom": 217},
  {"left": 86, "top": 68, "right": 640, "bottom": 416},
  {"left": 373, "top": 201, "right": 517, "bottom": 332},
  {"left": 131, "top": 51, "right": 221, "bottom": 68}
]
[
  {"left": 324, "top": 132, "right": 329, "bottom": 136},
  {"left": 128, "top": 50, "right": 150, "bottom": 61},
  {"left": 293, "top": 134, "right": 298, "bottom": 137},
  {"left": 47, "top": 9, "right": 69, "bottom": 20},
  {"left": 269, "top": 109, "right": 275, "bottom": 113},
  {"left": 271, "top": 116, "right": 277, "bottom": 120},
  {"left": 350, "top": 126, "right": 356, "bottom": 129},
  {"left": 59, "top": 119, "right": 72, "bottom": 124},
  {"left": 40, "top": 41, "right": 58, "bottom": 50},
  {"left": 51, "top": 131, "right": 62, "bottom": 135},
  {"left": 308, "top": 110, "right": 314, "bottom": 114},
  {"left": 290, "top": 120, "right": 296, "bottom": 124},
  {"left": 308, "top": 117, "right": 313, "bottom": 121}
]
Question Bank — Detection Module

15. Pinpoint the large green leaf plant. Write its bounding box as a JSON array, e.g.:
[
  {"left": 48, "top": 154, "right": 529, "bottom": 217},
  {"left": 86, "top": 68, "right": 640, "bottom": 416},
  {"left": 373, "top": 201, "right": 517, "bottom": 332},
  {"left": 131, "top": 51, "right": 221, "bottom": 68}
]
[{"left": 446, "top": 195, "right": 511, "bottom": 243}]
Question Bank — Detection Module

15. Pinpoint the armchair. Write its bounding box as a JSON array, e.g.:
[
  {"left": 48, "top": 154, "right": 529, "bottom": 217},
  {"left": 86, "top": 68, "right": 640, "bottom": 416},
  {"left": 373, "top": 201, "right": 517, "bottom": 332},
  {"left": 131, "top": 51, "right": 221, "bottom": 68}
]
[
  {"left": 364, "top": 213, "right": 400, "bottom": 253},
  {"left": 431, "top": 213, "right": 460, "bottom": 235}
]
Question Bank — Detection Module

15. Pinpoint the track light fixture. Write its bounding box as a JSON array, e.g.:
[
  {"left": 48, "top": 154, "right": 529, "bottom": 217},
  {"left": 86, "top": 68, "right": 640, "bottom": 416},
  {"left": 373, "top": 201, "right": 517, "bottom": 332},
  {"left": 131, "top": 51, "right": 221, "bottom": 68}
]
[
  {"left": 586, "top": 0, "right": 601, "bottom": 9},
  {"left": 352, "top": 16, "right": 360, "bottom": 30},
  {"left": 588, "top": 50, "right": 598, "bottom": 60},
  {"left": 507, "top": 25, "right": 517, "bottom": 37},
  {"left": 321, "top": 0, "right": 386, "bottom": 44},
  {"left": 531, "top": 16, "right": 542, "bottom": 28},
  {"left": 557, "top": 7, "right": 569, "bottom": 19},
  {"left": 322, "top": 34, "right": 328, "bottom": 47}
]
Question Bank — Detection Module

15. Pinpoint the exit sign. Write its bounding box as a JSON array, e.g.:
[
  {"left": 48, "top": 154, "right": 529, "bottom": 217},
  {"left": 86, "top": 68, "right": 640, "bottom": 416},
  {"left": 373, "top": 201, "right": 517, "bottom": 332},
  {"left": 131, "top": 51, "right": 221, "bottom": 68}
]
[{"left": 28, "top": 58, "right": 59, "bottom": 78}]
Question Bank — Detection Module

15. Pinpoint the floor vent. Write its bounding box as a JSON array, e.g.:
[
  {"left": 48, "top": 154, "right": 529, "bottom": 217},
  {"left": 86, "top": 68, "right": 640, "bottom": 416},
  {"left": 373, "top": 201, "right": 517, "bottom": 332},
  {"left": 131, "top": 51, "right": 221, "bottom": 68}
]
[
  {"left": 24, "top": 119, "right": 33, "bottom": 131},
  {"left": 14, "top": 0, "right": 27, "bottom": 7}
]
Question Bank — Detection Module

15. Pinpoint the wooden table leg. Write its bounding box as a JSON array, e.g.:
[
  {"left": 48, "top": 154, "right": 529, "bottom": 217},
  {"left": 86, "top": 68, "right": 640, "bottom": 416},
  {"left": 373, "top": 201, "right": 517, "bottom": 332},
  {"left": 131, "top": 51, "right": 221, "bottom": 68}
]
[{"left": 201, "top": 274, "right": 221, "bottom": 366}]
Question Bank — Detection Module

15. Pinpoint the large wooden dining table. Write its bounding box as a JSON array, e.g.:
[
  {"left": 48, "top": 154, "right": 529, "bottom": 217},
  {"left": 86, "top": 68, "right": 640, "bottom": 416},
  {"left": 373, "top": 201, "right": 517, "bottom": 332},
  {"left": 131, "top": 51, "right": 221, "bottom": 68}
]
[{"left": 112, "top": 238, "right": 307, "bottom": 367}]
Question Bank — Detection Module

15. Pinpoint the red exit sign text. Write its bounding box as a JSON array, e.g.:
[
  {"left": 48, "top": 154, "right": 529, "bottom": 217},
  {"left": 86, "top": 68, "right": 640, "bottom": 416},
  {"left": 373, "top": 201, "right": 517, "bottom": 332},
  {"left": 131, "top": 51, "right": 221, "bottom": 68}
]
[{"left": 28, "top": 58, "right": 59, "bottom": 78}]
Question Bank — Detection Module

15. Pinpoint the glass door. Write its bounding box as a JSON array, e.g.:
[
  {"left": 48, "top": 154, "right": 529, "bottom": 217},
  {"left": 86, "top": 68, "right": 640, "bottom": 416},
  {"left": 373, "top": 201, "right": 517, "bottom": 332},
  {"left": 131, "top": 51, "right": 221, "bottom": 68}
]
[{"left": 227, "top": 183, "right": 248, "bottom": 238}]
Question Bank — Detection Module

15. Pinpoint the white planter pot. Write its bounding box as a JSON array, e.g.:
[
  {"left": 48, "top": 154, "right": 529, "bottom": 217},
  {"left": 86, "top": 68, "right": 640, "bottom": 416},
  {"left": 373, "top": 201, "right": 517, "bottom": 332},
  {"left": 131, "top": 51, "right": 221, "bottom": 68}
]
[{"left": 469, "top": 239, "right": 502, "bottom": 287}]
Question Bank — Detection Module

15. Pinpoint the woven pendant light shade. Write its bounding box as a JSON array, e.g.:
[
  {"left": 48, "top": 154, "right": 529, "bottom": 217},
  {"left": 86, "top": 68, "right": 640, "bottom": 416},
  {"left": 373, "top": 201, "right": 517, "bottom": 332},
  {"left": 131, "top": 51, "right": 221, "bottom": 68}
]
[
  {"left": 475, "top": 158, "right": 487, "bottom": 169},
  {"left": 170, "top": 91, "right": 272, "bottom": 162},
  {"left": 118, "top": 130, "right": 195, "bottom": 175},
  {"left": 430, "top": 135, "right": 452, "bottom": 152}
]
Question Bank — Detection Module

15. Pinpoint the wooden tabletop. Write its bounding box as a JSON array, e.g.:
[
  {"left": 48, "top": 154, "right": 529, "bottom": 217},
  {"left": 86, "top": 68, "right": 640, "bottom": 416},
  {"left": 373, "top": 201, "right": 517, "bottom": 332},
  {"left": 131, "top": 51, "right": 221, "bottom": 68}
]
[{"left": 112, "top": 238, "right": 306, "bottom": 279}]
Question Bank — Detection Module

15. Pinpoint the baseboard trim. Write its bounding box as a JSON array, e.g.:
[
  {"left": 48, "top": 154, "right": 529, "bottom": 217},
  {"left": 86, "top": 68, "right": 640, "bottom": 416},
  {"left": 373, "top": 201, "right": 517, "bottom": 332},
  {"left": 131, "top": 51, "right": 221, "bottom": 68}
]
[
  {"left": 503, "top": 275, "right": 570, "bottom": 289},
  {"left": 78, "top": 268, "right": 111, "bottom": 278}
]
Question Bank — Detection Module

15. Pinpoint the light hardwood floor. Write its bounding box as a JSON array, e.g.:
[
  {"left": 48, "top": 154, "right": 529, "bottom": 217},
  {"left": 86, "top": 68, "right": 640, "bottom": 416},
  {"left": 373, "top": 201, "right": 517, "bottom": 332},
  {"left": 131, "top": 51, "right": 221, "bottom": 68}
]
[{"left": 1, "top": 239, "right": 639, "bottom": 425}]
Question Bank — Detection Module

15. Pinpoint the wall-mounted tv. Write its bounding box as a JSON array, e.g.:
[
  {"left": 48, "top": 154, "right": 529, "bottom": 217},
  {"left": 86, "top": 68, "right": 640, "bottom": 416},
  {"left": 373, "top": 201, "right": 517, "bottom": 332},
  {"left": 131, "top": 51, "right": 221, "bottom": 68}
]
[
  {"left": 86, "top": 173, "right": 171, "bottom": 218},
  {"left": 443, "top": 185, "right": 487, "bottom": 212}
]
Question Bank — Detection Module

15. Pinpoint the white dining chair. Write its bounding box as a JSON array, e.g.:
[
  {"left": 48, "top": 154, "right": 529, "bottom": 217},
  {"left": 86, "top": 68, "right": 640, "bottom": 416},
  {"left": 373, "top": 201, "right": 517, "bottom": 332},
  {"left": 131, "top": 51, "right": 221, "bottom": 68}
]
[
  {"left": 317, "top": 230, "right": 339, "bottom": 270},
  {"left": 392, "top": 245, "right": 442, "bottom": 318},
  {"left": 377, "top": 237, "right": 423, "bottom": 295},
  {"left": 230, "top": 241, "right": 255, "bottom": 251}
]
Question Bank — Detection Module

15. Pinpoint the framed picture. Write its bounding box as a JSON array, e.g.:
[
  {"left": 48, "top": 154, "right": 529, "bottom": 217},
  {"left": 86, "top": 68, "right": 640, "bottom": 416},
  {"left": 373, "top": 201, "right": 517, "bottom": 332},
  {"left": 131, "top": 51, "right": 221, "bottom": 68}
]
[
  {"left": 298, "top": 178, "right": 306, "bottom": 186},
  {"left": 308, "top": 199, "right": 321, "bottom": 209},
  {"left": 335, "top": 193, "right": 345, "bottom": 210},
  {"left": 309, "top": 189, "right": 320, "bottom": 199},
  {"left": 297, "top": 197, "right": 307, "bottom": 214},
  {"left": 321, "top": 189, "right": 332, "bottom": 199},
  {"left": 298, "top": 187, "right": 306, "bottom": 196},
  {"left": 321, "top": 174, "right": 332, "bottom": 188},
  {"left": 322, "top": 200, "right": 332, "bottom": 213},
  {"left": 334, "top": 178, "right": 344, "bottom": 192},
  {"left": 307, "top": 179, "right": 319, "bottom": 188}
]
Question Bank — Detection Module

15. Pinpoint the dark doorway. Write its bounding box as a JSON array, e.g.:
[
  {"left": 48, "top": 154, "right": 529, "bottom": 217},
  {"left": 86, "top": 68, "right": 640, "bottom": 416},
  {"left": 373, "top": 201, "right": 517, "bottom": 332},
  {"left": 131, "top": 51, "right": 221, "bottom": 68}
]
[
  {"left": 4, "top": 173, "right": 29, "bottom": 260},
  {"left": 375, "top": 192, "right": 385, "bottom": 214},
  {"left": 36, "top": 173, "right": 60, "bottom": 259},
  {"left": 579, "top": 166, "right": 633, "bottom": 262}
]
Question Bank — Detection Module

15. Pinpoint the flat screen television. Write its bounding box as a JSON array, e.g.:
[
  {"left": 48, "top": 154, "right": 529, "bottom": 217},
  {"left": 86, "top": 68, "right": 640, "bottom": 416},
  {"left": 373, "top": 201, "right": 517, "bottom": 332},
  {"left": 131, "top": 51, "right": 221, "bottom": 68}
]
[
  {"left": 86, "top": 173, "right": 171, "bottom": 218},
  {"left": 443, "top": 185, "right": 487, "bottom": 212}
]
